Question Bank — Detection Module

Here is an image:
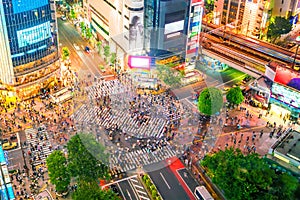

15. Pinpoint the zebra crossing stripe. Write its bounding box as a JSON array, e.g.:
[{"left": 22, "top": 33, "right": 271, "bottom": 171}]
[
  {"left": 132, "top": 184, "right": 144, "bottom": 189},
  {"left": 139, "top": 196, "right": 150, "bottom": 200}
]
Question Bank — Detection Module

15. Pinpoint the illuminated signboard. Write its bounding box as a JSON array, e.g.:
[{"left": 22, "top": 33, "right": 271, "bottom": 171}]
[
  {"left": 1, "top": 166, "right": 10, "bottom": 184},
  {"left": 12, "top": 0, "right": 49, "bottom": 14},
  {"left": 17, "top": 21, "right": 52, "bottom": 48},
  {"left": 128, "top": 56, "right": 151, "bottom": 70},
  {"left": 186, "top": 0, "right": 203, "bottom": 57},
  {"left": 0, "top": 185, "right": 8, "bottom": 200},
  {"left": 0, "top": 169, "right": 4, "bottom": 186},
  {"left": 271, "top": 83, "right": 300, "bottom": 108},
  {"left": 6, "top": 184, "right": 15, "bottom": 200},
  {"left": 0, "top": 146, "right": 5, "bottom": 165},
  {"left": 274, "top": 66, "right": 300, "bottom": 91}
]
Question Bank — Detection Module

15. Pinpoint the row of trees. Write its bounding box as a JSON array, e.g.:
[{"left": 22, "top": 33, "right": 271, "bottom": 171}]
[
  {"left": 197, "top": 86, "right": 244, "bottom": 116},
  {"left": 96, "top": 41, "right": 117, "bottom": 65},
  {"left": 46, "top": 134, "right": 119, "bottom": 199},
  {"left": 142, "top": 174, "right": 162, "bottom": 200},
  {"left": 201, "top": 148, "right": 299, "bottom": 200}
]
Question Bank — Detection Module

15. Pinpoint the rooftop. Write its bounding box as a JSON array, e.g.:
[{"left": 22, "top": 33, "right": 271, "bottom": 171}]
[{"left": 275, "top": 130, "right": 300, "bottom": 162}]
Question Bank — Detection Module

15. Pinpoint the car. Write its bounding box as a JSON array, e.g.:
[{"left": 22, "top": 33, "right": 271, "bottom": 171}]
[
  {"left": 73, "top": 43, "right": 80, "bottom": 51},
  {"left": 85, "top": 46, "right": 91, "bottom": 53},
  {"left": 60, "top": 15, "right": 67, "bottom": 21},
  {"left": 2, "top": 140, "right": 18, "bottom": 150}
]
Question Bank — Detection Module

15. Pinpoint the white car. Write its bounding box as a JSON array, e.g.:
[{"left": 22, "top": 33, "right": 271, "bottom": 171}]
[
  {"left": 73, "top": 43, "right": 80, "bottom": 51},
  {"left": 60, "top": 15, "right": 67, "bottom": 21}
]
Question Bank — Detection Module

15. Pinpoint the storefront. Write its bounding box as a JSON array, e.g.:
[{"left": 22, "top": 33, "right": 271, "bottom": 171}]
[{"left": 270, "top": 83, "right": 300, "bottom": 119}]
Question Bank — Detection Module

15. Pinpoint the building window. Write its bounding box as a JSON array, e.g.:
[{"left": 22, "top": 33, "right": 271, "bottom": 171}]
[
  {"left": 280, "top": 8, "right": 282, "bottom": 12},
  {"left": 282, "top": 0, "right": 284, "bottom": 4}
]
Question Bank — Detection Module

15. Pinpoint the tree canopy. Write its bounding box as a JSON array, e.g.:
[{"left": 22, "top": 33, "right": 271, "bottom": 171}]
[
  {"left": 72, "top": 180, "right": 121, "bottom": 200},
  {"left": 198, "top": 87, "right": 223, "bottom": 115},
  {"left": 67, "top": 134, "right": 110, "bottom": 182},
  {"left": 201, "top": 148, "right": 299, "bottom": 200},
  {"left": 205, "top": 0, "right": 214, "bottom": 13},
  {"left": 46, "top": 150, "right": 70, "bottom": 193},
  {"left": 156, "top": 64, "right": 183, "bottom": 87},
  {"left": 226, "top": 86, "right": 244, "bottom": 105},
  {"left": 62, "top": 47, "right": 70, "bottom": 61},
  {"left": 267, "top": 17, "right": 292, "bottom": 43}
]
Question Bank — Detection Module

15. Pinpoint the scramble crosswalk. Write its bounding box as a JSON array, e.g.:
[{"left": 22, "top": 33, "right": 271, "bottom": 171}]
[
  {"left": 85, "top": 80, "right": 128, "bottom": 99},
  {"left": 70, "top": 104, "right": 167, "bottom": 138},
  {"left": 109, "top": 145, "right": 177, "bottom": 174},
  {"left": 25, "top": 125, "right": 53, "bottom": 167}
]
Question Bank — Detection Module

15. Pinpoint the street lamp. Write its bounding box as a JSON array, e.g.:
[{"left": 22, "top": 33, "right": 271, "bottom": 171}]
[{"left": 292, "top": 36, "right": 300, "bottom": 69}]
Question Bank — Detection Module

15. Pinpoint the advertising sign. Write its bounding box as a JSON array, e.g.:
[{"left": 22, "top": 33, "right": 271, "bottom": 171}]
[
  {"left": 0, "top": 146, "right": 5, "bottom": 166},
  {"left": 6, "top": 184, "right": 15, "bottom": 200},
  {"left": 1, "top": 166, "right": 10, "bottom": 184},
  {"left": 274, "top": 66, "right": 300, "bottom": 91},
  {"left": 271, "top": 83, "right": 300, "bottom": 108},
  {"left": 129, "top": 11, "right": 144, "bottom": 50},
  {"left": 17, "top": 21, "right": 52, "bottom": 48},
  {"left": 128, "top": 56, "right": 151, "bottom": 70},
  {"left": 186, "top": 0, "right": 204, "bottom": 58},
  {"left": 0, "top": 185, "right": 8, "bottom": 200}
]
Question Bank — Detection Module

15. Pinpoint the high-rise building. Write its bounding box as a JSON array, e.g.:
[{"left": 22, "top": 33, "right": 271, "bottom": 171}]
[
  {"left": 214, "top": 0, "right": 265, "bottom": 38},
  {"left": 0, "top": 0, "right": 60, "bottom": 99}
]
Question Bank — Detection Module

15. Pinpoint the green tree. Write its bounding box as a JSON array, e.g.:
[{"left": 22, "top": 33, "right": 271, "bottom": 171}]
[
  {"left": 156, "top": 64, "right": 183, "bottom": 87},
  {"left": 205, "top": 0, "right": 214, "bottom": 13},
  {"left": 103, "top": 45, "right": 111, "bottom": 63},
  {"left": 201, "top": 148, "right": 299, "bottom": 200},
  {"left": 70, "top": 9, "right": 77, "bottom": 20},
  {"left": 61, "top": 47, "right": 70, "bottom": 61},
  {"left": 110, "top": 52, "right": 117, "bottom": 65},
  {"left": 96, "top": 41, "right": 102, "bottom": 54},
  {"left": 267, "top": 17, "right": 292, "bottom": 43},
  {"left": 270, "top": 173, "right": 299, "bottom": 200},
  {"left": 198, "top": 87, "right": 223, "bottom": 115},
  {"left": 67, "top": 134, "right": 110, "bottom": 182},
  {"left": 226, "top": 86, "right": 244, "bottom": 105},
  {"left": 79, "top": 22, "right": 86, "bottom": 35},
  {"left": 86, "top": 28, "right": 92, "bottom": 39},
  {"left": 46, "top": 151, "right": 70, "bottom": 193},
  {"left": 72, "top": 180, "right": 120, "bottom": 200}
]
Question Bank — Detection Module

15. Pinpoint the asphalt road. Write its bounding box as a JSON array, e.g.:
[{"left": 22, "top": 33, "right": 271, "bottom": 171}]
[
  {"left": 147, "top": 163, "right": 191, "bottom": 200},
  {"left": 117, "top": 180, "right": 138, "bottom": 200},
  {"left": 57, "top": 18, "right": 103, "bottom": 78}
]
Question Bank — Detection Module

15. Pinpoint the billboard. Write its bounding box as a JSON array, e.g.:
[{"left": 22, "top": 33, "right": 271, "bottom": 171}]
[
  {"left": 274, "top": 66, "right": 300, "bottom": 91},
  {"left": 12, "top": 0, "right": 48, "bottom": 14},
  {"left": 271, "top": 83, "right": 300, "bottom": 108},
  {"left": 0, "top": 146, "right": 5, "bottom": 165},
  {"left": 128, "top": 56, "right": 151, "bottom": 70},
  {"left": 17, "top": 21, "right": 52, "bottom": 48},
  {"left": 6, "top": 184, "right": 15, "bottom": 200},
  {"left": 186, "top": 0, "right": 203, "bottom": 57},
  {"left": 129, "top": 11, "right": 144, "bottom": 50}
]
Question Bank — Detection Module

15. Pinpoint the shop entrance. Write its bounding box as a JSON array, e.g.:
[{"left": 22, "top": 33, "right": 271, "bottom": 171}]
[{"left": 270, "top": 104, "right": 291, "bottom": 119}]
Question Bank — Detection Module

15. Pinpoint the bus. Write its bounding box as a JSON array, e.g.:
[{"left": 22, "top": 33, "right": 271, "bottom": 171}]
[{"left": 194, "top": 186, "right": 214, "bottom": 200}]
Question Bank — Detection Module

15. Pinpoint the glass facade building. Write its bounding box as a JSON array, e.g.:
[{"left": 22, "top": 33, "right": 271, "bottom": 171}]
[
  {"left": 0, "top": 0, "right": 60, "bottom": 98},
  {"left": 2, "top": 0, "right": 59, "bottom": 67},
  {"left": 144, "top": 0, "right": 190, "bottom": 57}
]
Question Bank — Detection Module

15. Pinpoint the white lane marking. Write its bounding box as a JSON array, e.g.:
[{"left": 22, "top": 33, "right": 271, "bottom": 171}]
[
  {"left": 140, "top": 195, "right": 150, "bottom": 200},
  {"left": 133, "top": 184, "right": 143, "bottom": 189},
  {"left": 131, "top": 178, "right": 138, "bottom": 183},
  {"left": 136, "top": 190, "right": 147, "bottom": 195},
  {"left": 116, "top": 183, "right": 126, "bottom": 199},
  {"left": 101, "top": 175, "right": 137, "bottom": 189},
  {"left": 160, "top": 172, "right": 171, "bottom": 189},
  {"left": 126, "top": 189, "right": 133, "bottom": 200}
]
